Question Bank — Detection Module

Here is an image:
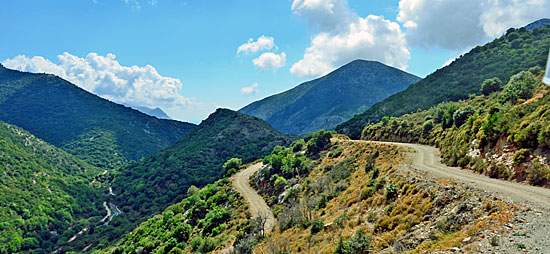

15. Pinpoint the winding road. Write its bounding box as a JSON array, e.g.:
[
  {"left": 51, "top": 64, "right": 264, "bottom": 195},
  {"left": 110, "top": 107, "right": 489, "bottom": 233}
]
[
  {"left": 359, "top": 140, "right": 550, "bottom": 209},
  {"left": 233, "top": 163, "right": 276, "bottom": 233}
]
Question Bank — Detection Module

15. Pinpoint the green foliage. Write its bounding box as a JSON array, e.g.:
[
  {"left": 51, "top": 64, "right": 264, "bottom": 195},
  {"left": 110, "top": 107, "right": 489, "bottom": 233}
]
[
  {"left": 338, "top": 27, "right": 550, "bottom": 138},
  {"left": 310, "top": 218, "right": 324, "bottom": 235},
  {"left": 360, "top": 63, "right": 550, "bottom": 187},
  {"left": 106, "top": 179, "right": 240, "bottom": 253},
  {"left": 452, "top": 106, "right": 475, "bottom": 127},
  {"left": 223, "top": 158, "right": 242, "bottom": 177},
  {"left": 334, "top": 230, "right": 372, "bottom": 254},
  {"left": 112, "top": 109, "right": 293, "bottom": 229},
  {"left": 0, "top": 121, "right": 102, "bottom": 253},
  {"left": 305, "top": 130, "right": 333, "bottom": 157},
  {"left": 500, "top": 71, "right": 537, "bottom": 102},
  {"left": 481, "top": 77, "right": 503, "bottom": 95},
  {"left": 240, "top": 60, "right": 419, "bottom": 134},
  {"left": 0, "top": 66, "right": 196, "bottom": 169},
  {"left": 385, "top": 183, "right": 399, "bottom": 201}
]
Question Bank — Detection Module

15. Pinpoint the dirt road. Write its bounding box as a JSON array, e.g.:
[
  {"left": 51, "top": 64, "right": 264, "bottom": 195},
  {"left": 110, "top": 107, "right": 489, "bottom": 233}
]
[
  {"left": 233, "top": 163, "right": 276, "bottom": 233},
  {"left": 362, "top": 140, "right": 550, "bottom": 209}
]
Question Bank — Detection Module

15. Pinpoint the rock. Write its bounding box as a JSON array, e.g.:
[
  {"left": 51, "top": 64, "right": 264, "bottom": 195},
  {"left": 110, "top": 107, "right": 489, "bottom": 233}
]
[{"left": 463, "top": 237, "right": 472, "bottom": 243}]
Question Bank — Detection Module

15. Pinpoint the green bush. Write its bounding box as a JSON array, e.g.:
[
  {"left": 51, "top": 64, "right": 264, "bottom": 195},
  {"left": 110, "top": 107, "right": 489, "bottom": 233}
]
[
  {"left": 480, "top": 77, "right": 503, "bottom": 96},
  {"left": 500, "top": 71, "right": 537, "bottom": 103},
  {"left": 310, "top": 218, "right": 324, "bottom": 235},
  {"left": 334, "top": 230, "right": 371, "bottom": 254}
]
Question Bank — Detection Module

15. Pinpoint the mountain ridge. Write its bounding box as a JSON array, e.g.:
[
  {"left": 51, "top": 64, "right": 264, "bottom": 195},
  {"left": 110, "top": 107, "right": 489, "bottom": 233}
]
[
  {"left": 0, "top": 66, "right": 196, "bottom": 169},
  {"left": 337, "top": 25, "right": 550, "bottom": 138},
  {"left": 239, "top": 60, "right": 420, "bottom": 134}
]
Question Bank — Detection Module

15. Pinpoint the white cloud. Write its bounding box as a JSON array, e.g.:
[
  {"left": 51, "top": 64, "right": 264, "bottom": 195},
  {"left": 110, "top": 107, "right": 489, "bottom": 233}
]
[
  {"left": 291, "top": 0, "right": 357, "bottom": 32},
  {"left": 397, "top": 0, "right": 550, "bottom": 51},
  {"left": 2, "top": 52, "right": 192, "bottom": 110},
  {"left": 252, "top": 52, "right": 286, "bottom": 71},
  {"left": 241, "top": 83, "right": 259, "bottom": 95},
  {"left": 441, "top": 57, "right": 456, "bottom": 68},
  {"left": 237, "top": 36, "right": 276, "bottom": 55},
  {"left": 291, "top": 0, "right": 410, "bottom": 78}
]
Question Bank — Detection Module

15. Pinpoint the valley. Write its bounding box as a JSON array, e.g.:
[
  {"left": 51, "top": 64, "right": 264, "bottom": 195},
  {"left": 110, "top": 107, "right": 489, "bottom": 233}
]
[{"left": 0, "top": 8, "right": 549, "bottom": 254}]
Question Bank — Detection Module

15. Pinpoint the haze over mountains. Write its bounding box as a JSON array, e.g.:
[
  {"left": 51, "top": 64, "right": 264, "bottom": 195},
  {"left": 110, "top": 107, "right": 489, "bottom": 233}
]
[{"left": 240, "top": 60, "right": 420, "bottom": 134}]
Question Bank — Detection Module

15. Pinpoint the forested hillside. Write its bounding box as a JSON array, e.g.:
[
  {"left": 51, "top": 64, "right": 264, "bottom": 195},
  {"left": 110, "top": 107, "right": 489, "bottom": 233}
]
[
  {"left": 240, "top": 60, "right": 419, "bottom": 134},
  {"left": 338, "top": 26, "right": 550, "bottom": 138},
  {"left": 0, "top": 121, "right": 102, "bottom": 253},
  {"left": 0, "top": 65, "right": 196, "bottom": 169},
  {"left": 361, "top": 68, "right": 550, "bottom": 186}
]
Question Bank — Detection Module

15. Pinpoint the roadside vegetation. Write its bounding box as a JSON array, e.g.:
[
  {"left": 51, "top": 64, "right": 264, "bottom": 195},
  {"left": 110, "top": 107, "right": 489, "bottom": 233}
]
[{"left": 361, "top": 68, "right": 550, "bottom": 187}]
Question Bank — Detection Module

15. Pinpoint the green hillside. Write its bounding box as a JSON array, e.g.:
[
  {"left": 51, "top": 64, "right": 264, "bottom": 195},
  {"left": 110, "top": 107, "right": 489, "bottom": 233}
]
[
  {"left": 0, "top": 120, "right": 102, "bottom": 253},
  {"left": 113, "top": 109, "right": 293, "bottom": 215},
  {"left": 361, "top": 68, "right": 550, "bottom": 186},
  {"left": 0, "top": 65, "right": 196, "bottom": 169},
  {"left": 337, "top": 26, "right": 550, "bottom": 138},
  {"left": 240, "top": 60, "right": 419, "bottom": 134}
]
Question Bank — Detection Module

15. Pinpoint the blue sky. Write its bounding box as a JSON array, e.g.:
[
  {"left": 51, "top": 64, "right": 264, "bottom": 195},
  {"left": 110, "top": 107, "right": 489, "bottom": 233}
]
[{"left": 1, "top": 0, "right": 548, "bottom": 123}]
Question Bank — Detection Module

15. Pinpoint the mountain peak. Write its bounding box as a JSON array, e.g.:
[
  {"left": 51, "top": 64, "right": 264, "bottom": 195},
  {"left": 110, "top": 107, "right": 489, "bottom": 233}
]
[
  {"left": 239, "top": 60, "right": 420, "bottom": 134},
  {"left": 525, "top": 18, "right": 550, "bottom": 30}
]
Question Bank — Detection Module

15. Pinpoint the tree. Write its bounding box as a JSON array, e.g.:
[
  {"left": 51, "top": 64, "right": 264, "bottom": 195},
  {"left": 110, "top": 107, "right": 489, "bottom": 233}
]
[
  {"left": 223, "top": 158, "right": 242, "bottom": 176},
  {"left": 500, "top": 71, "right": 537, "bottom": 103},
  {"left": 480, "top": 77, "right": 503, "bottom": 96}
]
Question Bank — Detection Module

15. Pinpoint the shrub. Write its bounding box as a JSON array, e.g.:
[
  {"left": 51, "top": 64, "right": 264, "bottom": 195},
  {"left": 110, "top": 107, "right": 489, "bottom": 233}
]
[
  {"left": 422, "top": 120, "right": 434, "bottom": 134},
  {"left": 453, "top": 106, "right": 475, "bottom": 127},
  {"left": 385, "top": 184, "right": 398, "bottom": 201},
  {"left": 310, "top": 218, "right": 324, "bottom": 235},
  {"left": 500, "top": 71, "right": 537, "bottom": 103},
  {"left": 480, "top": 77, "right": 503, "bottom": 96},
  {"left": 223, "top": 158, "right": 242, "bottom": 176},
  {"left": 513, "top": 149, "right": 531, "bottom": 165},
  {"left": 305, "top": 130, "right": 333, "bottom": 157},
  {"left": 334, "top": 230, "right": 371, "bottom": 254}
]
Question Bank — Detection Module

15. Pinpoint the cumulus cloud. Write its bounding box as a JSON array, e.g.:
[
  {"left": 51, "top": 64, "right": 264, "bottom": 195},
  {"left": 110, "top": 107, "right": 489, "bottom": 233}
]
[
  {"left": 241, "top": 83, "right": 258, "bottom": 95},
  {"left": 291, "top": 0, "right": 357, "bottom": 32},
  {"left": 252, "top": 52, "right": 286, "bottom": 71},
  {"left": 397, "top": 0, "right": 550, "bottom": 51},
  {"left": 2, "top": 52, "right": 192, "bottom": 110},
  {"left": 237, "top": 36, "right": 277, "bottom": 55},
  {"left": 291, "top": 0, "right": 410, "bottom": 78}
]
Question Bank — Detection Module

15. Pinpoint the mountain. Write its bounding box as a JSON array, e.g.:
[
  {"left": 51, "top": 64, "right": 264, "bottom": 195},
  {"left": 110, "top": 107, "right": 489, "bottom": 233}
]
[
  {"left": 0, "top": 120, "right": 102, "bottom": 253},
  {"left": 337, "top": 26, "right": 550, "bottom": 138},
  {"left": 0, "top": 65, "right": 196, "bottom": 169},
  {"left": 239, "top": 60, "right": 420, "bottom": 134},
  {"left": 525, "top": 18, "right": 550, "bottom": 30},
  {"left": 132, "top": 106, "right": 172, "bottom": 120},
  {"left": 84, "top": 109, "right": 295, "bottom": 248},
  {"left": 361, "top": 68, "right": 550, "bottom": 187}
]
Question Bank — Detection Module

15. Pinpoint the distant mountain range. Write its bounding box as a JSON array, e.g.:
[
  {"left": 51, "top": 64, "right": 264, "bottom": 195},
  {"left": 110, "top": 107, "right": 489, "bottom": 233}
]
[
  {"left": 239, "top": 60, "right": 420, "bottom": 134},
  {"left": 337, "top": 22, "right": 550, "bottom": 138},
  {"left": 0, "top": 65, "right": 196, "bottom": 169},
  {"left": 132, "top": 106, "right": 172, "bottom": 120}
]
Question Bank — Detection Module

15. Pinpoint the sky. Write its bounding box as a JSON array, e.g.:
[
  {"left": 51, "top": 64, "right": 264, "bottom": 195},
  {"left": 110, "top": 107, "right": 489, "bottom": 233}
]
[{"left": 1, "top": 0, "right": 548, "bottom": 123}]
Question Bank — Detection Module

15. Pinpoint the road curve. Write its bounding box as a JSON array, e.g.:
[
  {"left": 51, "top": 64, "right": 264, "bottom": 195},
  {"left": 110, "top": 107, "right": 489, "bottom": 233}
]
[
  {"left": 352, "top": 140, "right": 550, "bottom": 209},
  {"left": 233, "top": 163, "right": 276, "bottom": 233}
]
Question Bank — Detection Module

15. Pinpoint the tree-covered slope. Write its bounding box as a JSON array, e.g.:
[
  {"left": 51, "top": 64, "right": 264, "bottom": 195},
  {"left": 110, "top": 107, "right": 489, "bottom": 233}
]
[
  {"left": 361, "top": 68, "right": 550, "bottom": 187},
  {"left": 337, "top": 26, "right": 550, "bottom": 138},
  {"left": 0, "top": 120, "right": 103, "bottom": 253},
  {"left": 110, "top": 109, "right": 293, "bottom": 225},
  {"left": 239, "top": 60, "right": 420, "bottom": 134},
  {"left": 0, "top": 65, "right": 196, "bottom": 169}
]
